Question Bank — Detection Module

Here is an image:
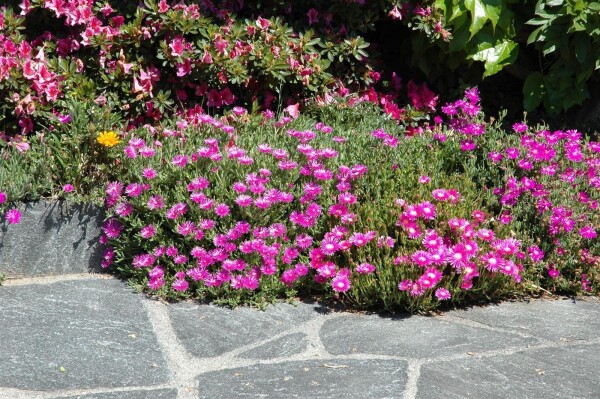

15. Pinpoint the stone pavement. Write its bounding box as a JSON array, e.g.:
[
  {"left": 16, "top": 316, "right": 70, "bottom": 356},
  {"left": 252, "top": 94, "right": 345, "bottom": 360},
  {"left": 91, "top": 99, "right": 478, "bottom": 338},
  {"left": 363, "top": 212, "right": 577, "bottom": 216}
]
[{"left": 1, "top": 273, "right": 599, "bottom": 399}]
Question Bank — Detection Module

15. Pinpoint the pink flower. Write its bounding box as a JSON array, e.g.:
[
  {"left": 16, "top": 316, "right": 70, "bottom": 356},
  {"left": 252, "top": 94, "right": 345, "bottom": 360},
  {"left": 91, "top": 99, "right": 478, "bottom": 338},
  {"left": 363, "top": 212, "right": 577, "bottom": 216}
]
[
  {"left": 105, "top": 181, "right": 124, "bottom": 198},
  {"left": 143, "top": 168, "right": 157, "bottom": 179},
  {"left": 388, "top": 5, "right": 402, "bottom": 19},
  {"left": 285, "top": 103, "right": 300, "bottom": 119},
  {"left": 512, "top": 122, "right": 528, "bottom": 133},
  {"left": 548, "top": 266, "right": 560, "bottom": 279},
  {"left": 528, "top": 245, "right": 544, "bottom": 262},
  {"left": 148, "top": 278, "right": 165, "bottom": 290},
  {"left": 169, "top": 36, "right": 185, "bottom": 57},
  {"left": 331, "top": 275, "right": 351, "bottom": 292},
  {"left": 172, "top": 154, "right": 188, "bottom": 168},
  {"left": 140, "top": 225, "right": 156, "bottom": 239},
  {"left": 102, "top": 218, "right": 122, "bottom": 238},
  {"left": 356, "top": 263, "right": 376, "bottom": 274},
  {"left": 62, "top": 184, "right": 74, "bottom": 193},
  {"left": 0, "top": 192, "right": 6, "bottom": 204},
  {"left": 321, "top": 237, "right": 339, "bottom": 255},
  {"left": 215, "top": 203, "right": 230, "bottom": 217},
  {"left": 5, "top": 208, "right": 21, "bottom": 224},
  {"left": 411, "top": 251, "right": 432, "bottom": 267},
  {"left": 418, "top": 202, "right": 436, "bottom": 220},
  {"left": 435, "top": 288, "right": 451, "bottom": 300},
  {"left": 132, "top": 253, "right": 156, "bottom": 268},
  {"left": 147, "top": 195, "right": 165, "bottom": 210},
  {"left": 579, "top": 226, "right": 597, "bottom": 239},
  {"left": 307, "top": 8, "right": 319, "bottom": 25},
  {"left": 172, "top": 277, "right": 189, "bottom": 292},
  {"left": 407, "top": 80, "right": 438, "bottom": 110}
]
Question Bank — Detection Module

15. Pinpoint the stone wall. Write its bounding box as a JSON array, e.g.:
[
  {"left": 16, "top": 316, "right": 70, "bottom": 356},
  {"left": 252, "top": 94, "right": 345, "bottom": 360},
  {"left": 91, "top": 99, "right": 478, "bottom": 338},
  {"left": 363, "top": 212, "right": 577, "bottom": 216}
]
[{"left": 0, "top": 201, "right": 105, "bottom": 277}]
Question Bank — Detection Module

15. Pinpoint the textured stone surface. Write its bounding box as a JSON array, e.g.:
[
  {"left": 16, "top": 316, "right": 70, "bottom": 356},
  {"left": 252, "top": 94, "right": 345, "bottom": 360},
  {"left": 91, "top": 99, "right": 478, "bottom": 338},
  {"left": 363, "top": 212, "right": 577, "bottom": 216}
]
[
  {"left": 50, "top": 389, "right": 178, "bottom": 399},
  {"left": 451, "top": 298, "right": 600, "bottom": 341},
  {"left": 0, "top": 279, "right": 169, "bottom": 390},
  {"left": 0, "top": 201, "right": 105, "bottom": 277},
  {"left": 320, "top": 314, "right": 539, "bottom": 358},
  {"left": 168, "top": 302, "right": 318, "bottom": 357},
  {"left": 238, "top": 332, "right": 309, "bottom": 360},
  {"left": 417, "top": 344, "right": 600, "bottom": 399},
  {"left": 197, "top": 359, "right": 408, "bottom": 399}
]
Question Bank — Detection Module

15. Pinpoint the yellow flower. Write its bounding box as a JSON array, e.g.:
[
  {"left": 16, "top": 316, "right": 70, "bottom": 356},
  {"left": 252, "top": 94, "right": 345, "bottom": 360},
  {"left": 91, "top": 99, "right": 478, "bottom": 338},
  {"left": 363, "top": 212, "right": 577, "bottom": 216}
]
[{"left": 97, "top": 131, "right": 121, "bottom": 147}]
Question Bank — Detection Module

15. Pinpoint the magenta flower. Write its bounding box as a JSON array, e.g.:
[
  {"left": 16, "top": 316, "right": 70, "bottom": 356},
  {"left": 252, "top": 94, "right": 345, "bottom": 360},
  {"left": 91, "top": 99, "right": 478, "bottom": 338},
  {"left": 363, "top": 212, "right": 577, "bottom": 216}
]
[
  {"left": 148, "top": 278, "right": 165, "bottom": 290},
  {"left": 215, "top": 203, "right": 230, "bottom": 217},
  {"left": 419, "top": 175, "right": 431, "bottom": 184},
  {"left": 62, "top": 184, "right": 74, "bottom": 193},
  {"left": 548, "top": 266, "right": 560, "bottom": 279},
  {"left": 172, "top": 277, "right": 189, "bottom": 292},
  {"left": 147, "top": 195, "right": 165, "bottom": 210},
  {"left": 5, "top": 208, "right": 22, "bottom": 225},
  {"left": 105, "top": 181, "right": 124, "bottom": 198},
  {"left": 435, "top": 288, "right": 451, "bottom": 300},
  {"left": 172, "top": 154, "right": 188, "bottom": 168},
  {"left": 132, "top": 253, "right": 156, "bottom": 268},
  {"left": 114, "top": 202, "right": 134, "bottom": 217},
  {"left": 512, "top": 122, "right": 528, "bottom": 133},
  {"left": 143, "top": 168, "right": 157, "bottom": 179},
  {"left": 321, "top": 237, "right": 339, "bottom": 256},
  {"left": 140, "top": 225, "right": 156, "bottom": 239},
  {"left": 102, "top": 218, "right": 122, "bottom": 238},
  {"left": 411, "top": 251, "right": 432, "bottom": 267},
  {"left": 579, "top": 226, "right": 597, "bottom": 239},
  {"left": 356, "top": 263, "right": 376, "bottom": 274},
  {"left": 0, "top": 192, "right": 6, "bottom": 204},
  {"left": 418, "top": 201, "right": 436, "bottom": 220},
  {"left": 331, "top": 275, "right": 351, "bottom": 292},
  {"left": 528, "top": 245, "right": 544, "bottom": 262}
]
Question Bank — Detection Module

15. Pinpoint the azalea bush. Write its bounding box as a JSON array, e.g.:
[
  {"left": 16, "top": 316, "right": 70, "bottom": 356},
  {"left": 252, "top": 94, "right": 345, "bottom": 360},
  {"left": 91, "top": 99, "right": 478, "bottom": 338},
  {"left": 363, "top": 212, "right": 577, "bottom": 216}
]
[{"left": 0, "top": 0, "right": 442, "bottom": 142}]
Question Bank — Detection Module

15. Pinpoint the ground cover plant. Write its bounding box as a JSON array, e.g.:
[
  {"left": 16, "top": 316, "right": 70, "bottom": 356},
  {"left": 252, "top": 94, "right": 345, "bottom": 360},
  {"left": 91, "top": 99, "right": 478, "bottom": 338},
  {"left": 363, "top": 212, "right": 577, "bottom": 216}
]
[{"left": 0, "top": 0, "right": 598, "bottom": 312}]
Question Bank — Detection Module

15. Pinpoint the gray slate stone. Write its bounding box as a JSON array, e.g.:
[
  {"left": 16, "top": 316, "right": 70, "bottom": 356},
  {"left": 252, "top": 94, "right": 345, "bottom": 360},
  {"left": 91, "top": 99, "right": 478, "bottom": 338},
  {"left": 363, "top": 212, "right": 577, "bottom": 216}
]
[
  {"left": 197, "top": 359, "right": 407, "bottom": 398},
  {"left": 320, "top": 314, "right": 539, "bottom": 358},
  {"left": 168, "top": 302, "right": 319, "bottom": 357},
  {"left": 49, "top": 388, "right": 177, "bottom": 399},
  {"left": 238, "top": 332, "right": 309, "bottom": 360},
  {"left": 0, "top": 200, "right": 105, "bottom": 277},
  {"left": 417, "top": 344, "right": 600, "bottom": 399},
  {"left": 0, "top": 279, "right": 169, "bottom": 390},
  {"left": 451, "top": 298, "right": 600, "bottom": 341}
]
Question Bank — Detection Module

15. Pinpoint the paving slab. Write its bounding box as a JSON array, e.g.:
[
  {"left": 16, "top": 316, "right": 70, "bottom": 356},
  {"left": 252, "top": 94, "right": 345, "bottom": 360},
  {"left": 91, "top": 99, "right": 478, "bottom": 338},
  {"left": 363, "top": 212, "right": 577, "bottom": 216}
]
[
  {"left": 417, "top": 344, "right": 600, "bottom": 399},
  {"left": 0, "top": 278, "right": 169, "bottom": 390},
  {"left": 196, "top": 359, "right": 408, "bottom": 399},
  {"left": 49, "top": 388, "right": 178, "bottom": 399},
  {"left": 451, "top": 298, "right": 600, "bottom": 341},
  {"left": 320, "top": 314, "right": 540, "bottom": 359},
  {"left": 0, "top": 201, "right": 104, "bottom": 277},
  {"left": 168, "top": 302, "right": 319, "bottom": 357},
  {"left": 238, "top": 332, "right": 309, "bottom": 360}
]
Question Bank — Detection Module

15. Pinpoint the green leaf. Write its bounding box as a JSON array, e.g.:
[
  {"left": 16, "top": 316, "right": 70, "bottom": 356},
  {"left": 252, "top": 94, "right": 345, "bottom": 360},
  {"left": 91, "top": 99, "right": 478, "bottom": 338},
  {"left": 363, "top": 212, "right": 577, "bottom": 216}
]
[
  {"left": 523, "top": 72, "right": 545, "bottom": 111},
  {"left": 469, "top": 39, "right": 517, "bottom": 77},
  {"left": 464, "top": 0, "right": 502, "bottom": 37},
  {"left": 574, "top": 38, "right": 589, "bottom": 63}
]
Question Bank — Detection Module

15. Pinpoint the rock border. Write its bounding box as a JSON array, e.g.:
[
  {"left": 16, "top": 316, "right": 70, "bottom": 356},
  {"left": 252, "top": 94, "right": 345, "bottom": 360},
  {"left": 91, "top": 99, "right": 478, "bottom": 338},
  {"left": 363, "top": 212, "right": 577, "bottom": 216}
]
[{"left": 0, "top": 200, "right": 105, "bottom": 278}]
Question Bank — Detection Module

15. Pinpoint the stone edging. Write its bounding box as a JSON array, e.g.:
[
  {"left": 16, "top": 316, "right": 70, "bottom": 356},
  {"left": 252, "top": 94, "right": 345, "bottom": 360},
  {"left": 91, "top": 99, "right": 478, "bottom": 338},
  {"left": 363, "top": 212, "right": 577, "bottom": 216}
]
[{"left": 0, "top": 200, "right": 105, "bottom": 278}]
